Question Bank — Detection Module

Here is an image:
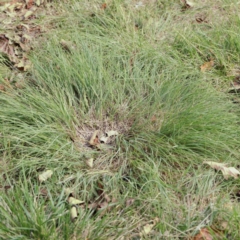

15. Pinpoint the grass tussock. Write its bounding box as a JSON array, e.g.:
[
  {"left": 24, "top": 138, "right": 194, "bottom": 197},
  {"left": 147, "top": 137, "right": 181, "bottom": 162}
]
[{"left": 1, "top": 0, "right": 240, "bottom": 239}]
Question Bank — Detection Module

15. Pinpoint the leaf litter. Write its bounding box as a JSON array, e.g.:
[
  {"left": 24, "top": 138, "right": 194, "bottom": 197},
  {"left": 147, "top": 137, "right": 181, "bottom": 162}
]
[
  {"left": 139, "top": 217, "right": 160, "bottom": 238},
  {"left": 86, "top": 158, "right": 94, "bottom": 168},
  {"left": 62, "top": 178, "right": 138, "bottom": 223},
  {"left": 192, "top": 228, "right": 213, "bottom": 240},
  {"left": 68, "top": 196, "right": 84, "bottom": 205},
  {"left": 200, "top": 60, "right": 214, "bottom": 72},
  {"left": 0, "top": 0, "right": 55, "bottom": 77},
  {"left": 204, "top": 161, "right": 240, "bottom": 179},
  {"left": 38, "top": 169, "right": 53, "bottom": 182}
]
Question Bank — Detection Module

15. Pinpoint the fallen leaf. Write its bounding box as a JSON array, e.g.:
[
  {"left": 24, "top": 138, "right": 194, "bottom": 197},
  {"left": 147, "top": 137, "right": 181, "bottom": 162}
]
[
  {"left": 193, "top": 228, "right": 213, "bottom": 240},
  {"left": 185, "top": 0, "right": 195, "bottom": 7},
  {"left": 60, "top": 39, "right": 76, "bottom": 53},
  {"left": 26, "top": 0, "right": 34, "bottom": 9},
  {"left": 86, "top": 158, "right": 94, "bottom": 168},
  {"left": 204, "top": 161, "right": 240, "bottom": 179},
  {"left": 96, "top": 143, "right": 113, "bottom": 151},
  {"left": 89, "top": 130, "right": 100, "bottom": 146},
  {"left": 0, "top": 84, "right": 5, "bottom": 91},
  {"left": 135, "top": 1, "right": 144, "bottom": 8},
  {"left": 231, "top": 190, "right": 240, "bottom": 201},
  {"left": 39, "top": 188, "right": 48, "bottom": 197},
  {"left": 36, "top": 0, "right": 41, "bottom": 6},
  {"left": 99, "top": 130, "right": 118, "bottom": 143},
  {"left": 181, "top": 0, "right": 195, "bottom": 10},
  {"left": 100, "top": 3, "right": 107, "bottom": 10},
  {"left": 70, "top": 206, "right": 78, "bottom": 221},
  {"left": 222, "top": 167, "right": 240, "bottom": 179},
  {"left": 0, "top": 34, "right": 17, "bottom": 63},
  {"left": 196, "top": 15, "right": 208, "bottom": 23},
  {"left": 38, "top": 170, "right": 53, "bottom": 182},
  {"left": 151, "top": 115, "right": 157, "bottom": 123},
  {"left": 220, "top": 221, "right": 228, "bottom": 230},
  {"left": 228, "top": 81, "right": 240, "bottom": 93},
  {"left": 204, "top": 161, "right": 227, "bottom": 169},
  {"left": 143, "top": 223, "right": 153, "bottom": 235},
  {"left": 87, "top": 202, "right": 98, "bottom": 210},
  {"left": 103, "top": 193, "right": 111, "bottom": 203},
  {"left": 96, "top": 181, "right": 104, "bottom": 197},
  {"left": 200, "top": 60, "right": 214, "bottom": 72},
  {"left": 106, "top": 130, "right": 118, "bottom": 137},
  {"left": 126, "top": 198, "right": 135, "bottom": 207},
  {"left": 99, "top": 135, "right": 108, "bottom": 143},
  {"left": 0, "top": 185, "right": 12, "bottom": 193},
  {"left": 35, "top": 0, "right": 44, "bottom": 7},
  {"left": 8, "top": 2, "right": 24, "bottom": 11},
  {"left": 140, "top": 218, "right": 159, "bottom": 237},
  {"left": 68, "top": 197, "right": 84, "bottom": 205},
  {"left": 98, "top": 201, "right": 109, "bottom": 217},
  {"left": 98, "top": 201, "right": 108, "bottom": 209},
  {"left": 64, "top": 188, "right": 74, "bottom": 196},
  {"left": 24, "top": 10, "right": 34, "bottom": 19},
  {"left": 15, "top": 80, "right": 25, "bottom": 89},
  {"left": 15, "top": 59, "right": 25, "bottom": 70}
]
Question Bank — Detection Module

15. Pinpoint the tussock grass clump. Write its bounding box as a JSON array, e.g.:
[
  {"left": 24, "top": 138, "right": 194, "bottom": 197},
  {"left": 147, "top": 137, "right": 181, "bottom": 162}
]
[{"left": 1, "top": 0, "right": 240, "bottom": 239}]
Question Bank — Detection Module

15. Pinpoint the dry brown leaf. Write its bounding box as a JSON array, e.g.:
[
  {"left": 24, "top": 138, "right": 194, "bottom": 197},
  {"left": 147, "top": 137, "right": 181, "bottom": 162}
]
[
  {"left": 193, "top": 228, "right": 213, "bottom": 240},
  {"left": 140, "top": 218, "right": 159, "bottom": 237},
  {"left": 96, "top": 181, "right": 104, "bottom": 196},
  {"left": 39, "top": 188, "right": 48, "bottom": 198},
  {"left": 185, "top": 0, "right": 195, "bottom": 7},
  {"left": 89, "top": 130, "right": 100, "bottom": 146},
  {"left": 221, "top": 167, "right": 240, "bottom": 179},
  {"left": 38, "top": 170, "right": 53, "bottom": 182},
  {"left": 143, "top": 223, "right": 154, "bottom": 235},
  {"left": 103, "top": 193, "right": 111, "bottom": 203},
  {"left": 204, "top": 161, "right": 240, "bottom": 179},
  {"left": 0, "top": 84, "right": 5, "bottom": 91},
  {"left": 60, "top": 39, "right": 76, "bottom": 53},
  {"left": 98, "top": 201, "right": 108, "bottom": 209},
  {"left": 98, "top": 201, "right": 110, "bottom": 217},
  {"left": 135, "top": 2, "right": 144, "bottom": 8},
  {"left": 0, "top": 185, "right": 12, "bottom": 193},
  {"left": 68, "top": 197, "right": 84, "bottom": 205},
  {"left": 196, "top": 14, "right": 208, "bottom": 23},
  {"left": 86, "top": 158, "right": 94, "bottom": 168},
  {"left": 70, "top": 206, "right": 78, "bottom": 221},
  {"left": 100, "top": 3, "right": 107, "bottom": 10},
  {"left": 229, "top": 81, "right": 240, "bottom": 93},
  {"left": 96, "top": 143, "right": 113, "bottom": 151},
  {"left": 36, "top": 0, "right": 41, "bottom": 7},
  {"left": 200, "top": 60, "right": 214, "bottom": 72},
  {"left": 220, "top": 221, "right": 228, "bottom": 230},
  {"left": 87, "top": 202, "right": 98, "bottom": 210},
  {"left": 26, "top": 0, "right": 34, "bottom": 9},
  {"left": 24, "top": 10, "right": 34, "bottom": 19},
  {"left": 204, "top": 161, "right": 227, "bottom": 169},
  {"left": 15, "top": 79, "right": 26, "bottom": 89},
  {"left": 99, "top": 135, "right": 108, "bottom": 143},
  {"left": 64, "top": 188, "right": 74, "bottom": 196},
  {"left": 181, "top": 0, "right": 195, "bottom": 10},
  {"left": 0, "top": 34, "right": 17, "bottom": 63},
  {"left": 106, "top": 130, "right": 118, "bottom": 137},
  {"left": 151, "top": 115, "right": 157, "bottom": 123},
  {"left": 126, "top": 198, "right": 135, "bottom": 207}
]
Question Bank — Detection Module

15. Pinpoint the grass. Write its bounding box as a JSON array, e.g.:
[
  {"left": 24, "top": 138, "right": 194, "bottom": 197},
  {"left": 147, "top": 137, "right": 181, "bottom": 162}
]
[{"left": 1, "top": 0, "right": 240, "bottom": 239}]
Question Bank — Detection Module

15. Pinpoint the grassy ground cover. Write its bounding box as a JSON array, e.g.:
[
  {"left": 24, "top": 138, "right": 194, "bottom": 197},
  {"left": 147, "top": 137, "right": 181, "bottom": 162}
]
[{"left": 1, "top": 0, "right": 240, "bottom": 239}]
